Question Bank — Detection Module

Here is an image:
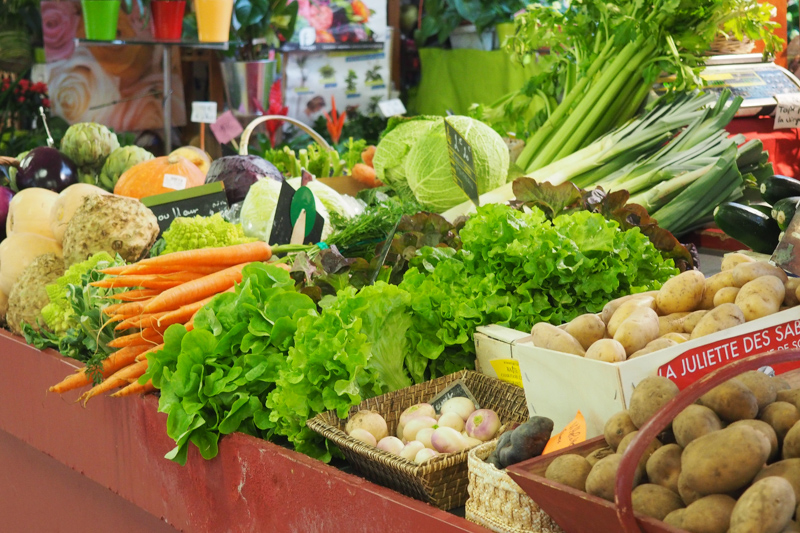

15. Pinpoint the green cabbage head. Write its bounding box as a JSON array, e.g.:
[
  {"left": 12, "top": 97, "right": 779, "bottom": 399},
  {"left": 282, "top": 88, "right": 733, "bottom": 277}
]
[
  {"left": 405, "top": 116, "right": 509, "bottom": 213},
  {"left": 373, "top": 116, "right": 439, "bottom": 200}
]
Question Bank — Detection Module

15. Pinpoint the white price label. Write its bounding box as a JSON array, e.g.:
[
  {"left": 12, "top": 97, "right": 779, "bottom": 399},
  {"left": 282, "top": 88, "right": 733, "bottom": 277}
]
[
  {"left": 191, "top": 101, "right": 218, "bottom": 124},
  {"left": 774, "top": 93, "right": 800, "bottom": 130},
  {"left": 378, "top": 98, "right": 407, "bottom": 118},
  {"left": 163, "top": 174, "right": 187, "bottom": 190}
]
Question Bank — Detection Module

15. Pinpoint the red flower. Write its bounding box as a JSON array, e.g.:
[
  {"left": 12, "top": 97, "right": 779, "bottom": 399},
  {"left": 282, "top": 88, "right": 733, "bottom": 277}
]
[
  {"left": 324, "top": 96, "right": 346, "bottom": 145},
  {"left": 18, "top": 79, "right": 29, "bottom": 89},
  {"left": 42, "top": 98, "right": 51, "bottom": 108},
  {"left": 17, "top": 96, "right": 25, "bottom": 103},
  {"left": 265, "top": 80, "right": 287, "bottom": 148}
]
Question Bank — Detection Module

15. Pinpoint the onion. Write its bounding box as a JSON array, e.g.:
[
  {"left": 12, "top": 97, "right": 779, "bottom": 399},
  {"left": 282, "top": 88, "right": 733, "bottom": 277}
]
[{"left": 441, "top": 397, "right": 476, "bottom": 421}]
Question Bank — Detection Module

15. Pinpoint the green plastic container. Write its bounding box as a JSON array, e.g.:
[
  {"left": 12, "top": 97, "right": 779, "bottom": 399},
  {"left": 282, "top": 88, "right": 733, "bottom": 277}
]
[
  {"left": 81, "top": 0, "right": 121, "bottom": 40},
  {"left": 496, "top": 22, "right": 515, "bottom": 48}
]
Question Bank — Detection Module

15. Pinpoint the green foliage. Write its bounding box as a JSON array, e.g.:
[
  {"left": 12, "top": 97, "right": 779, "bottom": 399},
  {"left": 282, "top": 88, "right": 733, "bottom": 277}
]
[
  {"left": 160, "top": 213, "right": 256, "bottom": 255},
  {"left": 226, "top": 0, "right": 299, "bottom": 61}
]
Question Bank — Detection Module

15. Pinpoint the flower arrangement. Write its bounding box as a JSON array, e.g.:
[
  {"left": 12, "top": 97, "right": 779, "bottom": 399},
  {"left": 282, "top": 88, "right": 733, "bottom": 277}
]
[{"left": 0, "top": 77, "right": 55, "bottom": 155}]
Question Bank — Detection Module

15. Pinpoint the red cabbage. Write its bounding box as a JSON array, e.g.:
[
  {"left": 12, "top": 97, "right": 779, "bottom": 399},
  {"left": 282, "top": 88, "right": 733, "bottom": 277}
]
[{"left": 205, "top": 155, "right": 283, "bottom": 205}]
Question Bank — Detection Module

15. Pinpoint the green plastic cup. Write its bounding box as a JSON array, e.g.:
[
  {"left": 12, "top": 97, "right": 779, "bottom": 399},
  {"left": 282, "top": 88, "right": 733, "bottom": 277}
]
[{"left": 81, "top": 0, "right": 121, "bottom": 41}]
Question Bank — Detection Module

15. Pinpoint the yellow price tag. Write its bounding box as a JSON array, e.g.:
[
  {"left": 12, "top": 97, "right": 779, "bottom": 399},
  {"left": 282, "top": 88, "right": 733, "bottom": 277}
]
[
  {"left": 489, "top": 359, "right": 524, "bottom": 388},
  {"left": 543, "top": 411, "right": 587, "bottom": 454}
]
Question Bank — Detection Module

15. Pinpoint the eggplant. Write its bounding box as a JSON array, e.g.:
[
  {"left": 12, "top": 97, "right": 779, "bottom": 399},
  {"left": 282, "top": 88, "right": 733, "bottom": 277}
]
[
  {"left": 16, "top": 147, "right": 78, "bottom": 192},
  {"left": 0, "top": 186, "right": 12, "bottom": 240},
  {"left": 205, "top": 155, "right": 283, "bottom": 205}
]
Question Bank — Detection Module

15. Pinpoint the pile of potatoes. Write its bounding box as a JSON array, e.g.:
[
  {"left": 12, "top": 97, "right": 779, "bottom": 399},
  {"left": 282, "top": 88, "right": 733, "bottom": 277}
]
[
  {"left": 531, "top": 253, "right": 797, "bottom": 363},
  {"left": 544, "top": 373, "right": 800, "bottom": 533}
]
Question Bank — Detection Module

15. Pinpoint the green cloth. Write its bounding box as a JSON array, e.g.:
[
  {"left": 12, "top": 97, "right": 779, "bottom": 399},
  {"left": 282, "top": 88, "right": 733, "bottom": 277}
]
[{"left": 411, "top": 48, "right": 544, "bottom": 116}]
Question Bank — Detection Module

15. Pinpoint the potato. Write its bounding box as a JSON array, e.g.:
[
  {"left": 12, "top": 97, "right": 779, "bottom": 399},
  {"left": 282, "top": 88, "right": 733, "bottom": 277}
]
[
  {"left": 680, "top": 425, "right": 771, "bottom": 495},
  {"left": 657, "top": 270, "right": 706, "bottom": 314},
  {"left": 678, "top": 474, "right": 703, "bottom": 506},
  {"left": 662, "top": 332, "right": 690, "bottom": 343},
  {"left": 680, "top": 494, "right": 737, "bottom": 533},
  {"left": 682, "top": 310, "right": 709, "bottom": 334},
  {"left": 778, "top": 390, "right": 800, "bottom": 411},
  {"left": 545, "top": 454, "right": 592, "bottom": 491},
  {"left": 673, "top": 404, "right": 723, "bottom": 448},
  {"left": 608, "top": 297, "right": 657, "bottom": 337},
  {"left": 698, "top": 379, "right": 759, "bottom": 422},
  {"left": 646, "top": 443, "right": 682, "bottom": 494},
  {"left": 600, "top": 291, "right": 659, "bottom": 325},
  {"left": 618, "top": 430, "right": 662, "bottom": 475},
  {"left": 722, "top": 252, "right": 756, "bottom": 271},
  {"left": 700, "top": 271, "right": 736, "bottom": 309},
  {"left": 663, "top": 508, "right": 686, "bottom": 529},
  {"left": 629, "top": 338, "right": 678, "bottom": 359},
  {"left": 629, "top": 376, "right": 680, "bottom": 428},
  {"left": 730, "top": 419, "right": 779, "bottom": 461},
  {"left": 783, "top": 521, "right": 800, "bottom": 532},
  {"left": 585, "top": 338, "right": 627, "bottom": 363},
  {"left": 784, "top": 422, "right": 800, "bottom": 460},
  {"left": 729, "top": 477, "right": 796, "bottom": 533},
  {"left": 690, "top": 303, "right": 745, "bottom": 340},
  {"left": 604, "top": 410, "right": 638, "bottom": 451},
  {"left": 754, "top": 459, "right": 800, "bottom": 503},
  {"left": 760, "top": 402, "right": 800, "bottom": 442},
  {"left": 785, "top": 278, "right": 800, "bottom": 307},
  {"left": 736, "top": 276, "right": 785, "bottom": 321},
  {"left": 631, "top": 484, "right": 684, "bottom": 521},
  {"left": 614, "top": 307, "right": 660, "bottom": 356},
  {"left": 775, "top": 378, "right": 792, "bottom": 392},
  {"left": 586, "top": 454, "right": 640, "bottom": 502},
  {"left": 586, "top": 446, "right": 615, "bottom": 466},
  {"left": 658, "top": 312, "right": 691, "bottom": 336},
  {"left": 714, "top": 286, "right": 741, "bottom": 307},
  {"left": 733, "top": 261, "right": 788, "bottom": 287},
  {"left": 564, "top": 313, "right": 607, "bottom": 351},
  {"left": 531, "top": 322, "right": 586, "bottom": 356},
  {"left": 737, "top": 370, "right": 779, "bottom": 410}
]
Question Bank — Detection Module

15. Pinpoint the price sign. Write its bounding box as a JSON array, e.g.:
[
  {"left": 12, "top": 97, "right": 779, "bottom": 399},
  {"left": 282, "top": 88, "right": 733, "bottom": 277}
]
[
  {"left": 542, "top": 411, "right": 586, "bottom": 454},
  {"left": 209, "top": 111, "right": 244, "bottom": 144},
  {"left": 774, "top": 93, "right": 800, "bottom": 130},
  {"left": 489, "top": 359, "right": 524, "bottom": 388},
  {"left": 269, "top": 180, "right": 324, "bottom": 245},
  {"left": 772, "top": 209, "right": 800, "bottom": 275},
  {"left": 429, "top": 379, "right": 481, "bottom": 414},
  {"left": 378, "top": 98, "right": 406, "bottom": 118},
  {"left": 142, "top": 182, "right": 229, "bottom": 234},
  {"left": 444, "top": 118, "right": 479, "bottom": 206},
  {"left": 191, "top": 101, "right": 218, "bottom": 124}
]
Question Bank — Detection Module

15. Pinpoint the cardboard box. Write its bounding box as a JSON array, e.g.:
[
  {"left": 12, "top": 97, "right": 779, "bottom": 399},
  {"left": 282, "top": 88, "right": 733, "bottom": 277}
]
[{"left": 475, "top": 307, "right": 800, "bottom": 437}]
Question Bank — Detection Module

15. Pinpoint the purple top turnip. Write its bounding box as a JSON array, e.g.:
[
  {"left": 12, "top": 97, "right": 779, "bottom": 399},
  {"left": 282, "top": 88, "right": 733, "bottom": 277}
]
[{"left": 466, "top": 409, "right": 501, "bottom": 441}]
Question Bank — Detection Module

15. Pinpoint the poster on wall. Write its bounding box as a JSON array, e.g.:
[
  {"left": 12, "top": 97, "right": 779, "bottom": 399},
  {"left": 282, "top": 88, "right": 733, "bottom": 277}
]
[
  {"left": 41, "top": 0, "right": 186, "bottom": 131},
  {"left": 283, "top": 39, "right": 391, "bottom": 126},
  {"left": 284, "top": 0, "right": 387, "bottom": 50}
]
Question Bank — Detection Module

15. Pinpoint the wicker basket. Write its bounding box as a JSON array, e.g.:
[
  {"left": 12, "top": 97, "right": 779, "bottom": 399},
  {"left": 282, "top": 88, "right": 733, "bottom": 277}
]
[
  {"left": 466, "top": 440, "right": 564, "bottom": 533},
  {"left": 306, "top": 370, "right": 529, "bottom": 510},
  {"left": 710, "top": 33, "right": 755, "bottom": 55}
]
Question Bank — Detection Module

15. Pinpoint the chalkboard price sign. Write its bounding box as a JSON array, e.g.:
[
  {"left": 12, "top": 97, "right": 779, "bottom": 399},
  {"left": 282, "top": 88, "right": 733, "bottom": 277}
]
[
  {"left": 444, "top": 118, "right": 479, "bottom": 206},
  {"left": 142, "top": 182, "right": 229, "bottom": 234},
  {"left": 429, "top": 379, "right": 481, "bottom": 414}
]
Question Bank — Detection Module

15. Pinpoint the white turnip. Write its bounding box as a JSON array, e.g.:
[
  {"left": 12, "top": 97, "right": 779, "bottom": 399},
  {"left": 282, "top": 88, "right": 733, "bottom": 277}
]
[
  {"left": 402, "top": 416, "right": 438, "bottom": 442},
  {"left": 466, "top": 409, "right": 501, "bottom": 441},
  {"left": 397, "top": 403, "right": 436, "bottom": 438},
  {"left": 438, "top": 412, "right": 466, "bottom": 432},
  {"left": 462, "top": 435, "right": 483, "bottom": 449},
  {"left": 441, "top": 397, "right": 476, "bottom": 421},
  {"left": 350, "top": 428, "right": 377, "bottom": 447},
  {"left": 400, "top": 441, "right": 426, "bottom": 461},
  {"left": 346, "top": 410, "right": 388, "bottom": 442},
  {"left": 377, "top": 436, "right": 404, "bottom": 455},
  {"left": 431, "top": 426, "right": 467, "bottom": 453},
  {"left": 416, "top": 427, "right": 435, "bottom": 449},
  {"left": 415, "top": 448, "right": 439, "bottom": 464}
]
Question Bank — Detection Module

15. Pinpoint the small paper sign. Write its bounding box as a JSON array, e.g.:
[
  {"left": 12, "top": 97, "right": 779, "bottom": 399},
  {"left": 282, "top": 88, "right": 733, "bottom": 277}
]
[
  {"left": 774, "top": 93, "right": 800, "bottom": 130},
  {"left": 489, "top": 359, "right": 524, "bottom": 388},
  {"left": 191, "top": 101, "right": 218, "bottom": 124},
  {"left": 378, "top": 98, "right": 406, "bottom": 118},
  {"left": 444, "top": 118, "right": 479, "bottom": 206},
  {"left": 162, "top": 173, "right": 187, "bottom": 191},
  {"left": 542, "top": 411, "right": 586, "bottom": 455},
  {"left": 772, "top": 210, "right": 800, "bottom": 276},
  {"left": 429, "top": 379, "right": 481, "bottom": 414},
  {"left": 210, "top": 111, "right": 244, "bottom": 144},
  {"left": 141, "top": 182, "right": 229, "bottom": 234}
]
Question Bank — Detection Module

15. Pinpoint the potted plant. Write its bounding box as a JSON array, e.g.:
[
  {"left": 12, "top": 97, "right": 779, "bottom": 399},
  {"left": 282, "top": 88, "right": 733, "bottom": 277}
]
[
  {"left": 220, "top": 0, "right": 298, "bottom": 115},
  {"left": 414, "top": 0, "right": 526, "bottom": 50},
  {"left": 0, "top": 0, "right": 40, "bottom": 70},
  {"left": 149, "top": 0, "right": 186, "bottom": 40}
]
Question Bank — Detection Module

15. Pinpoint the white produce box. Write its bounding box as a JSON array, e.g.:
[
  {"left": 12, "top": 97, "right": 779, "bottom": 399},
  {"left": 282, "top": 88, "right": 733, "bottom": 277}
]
[{"left": 474, "top": 307, "right": 800, "bottom": 437}]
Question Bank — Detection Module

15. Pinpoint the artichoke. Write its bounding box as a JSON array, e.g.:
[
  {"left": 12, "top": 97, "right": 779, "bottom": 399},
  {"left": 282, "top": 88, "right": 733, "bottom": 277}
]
[
  {"left": 60, "top": 122, "right": 120, "bottom": 171},
  {"left": 99, "top": 146, "right": 154, "bottom": 191}
]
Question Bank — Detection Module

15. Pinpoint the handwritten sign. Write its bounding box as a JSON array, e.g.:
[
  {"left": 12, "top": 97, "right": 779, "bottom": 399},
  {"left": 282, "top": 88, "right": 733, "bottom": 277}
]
[
  {"left": 543, "top": 411, "right": 586, "bottom": 454},
  {"left": 774, "top": 93, "right": 800, "bottom": 130},
  {"left": 191, "top": 101, "right": 218, "bottom": 124},
  {"left": 444, "top": 118, "right": 479, "bottom": 206},
  {"left": 429, "top": 379, "right": 481, "bottom": 414},
  {"left": 490, "top": 359, "right": 524, "bottom": 388},
  {"left": 658, "top": 317, "right": 800, "bottom": 389},
  {"left": 162, "top": 173, "right": 187, "bottom": 191},
  {"left": 378, "top": 98, "right": 406, "bottom": 118},
  {"left": 210, "top": 111, "right": 244, "bottom": 144},
  {"left": 141, "top": 182, "right": 229, "bottom": 234}
]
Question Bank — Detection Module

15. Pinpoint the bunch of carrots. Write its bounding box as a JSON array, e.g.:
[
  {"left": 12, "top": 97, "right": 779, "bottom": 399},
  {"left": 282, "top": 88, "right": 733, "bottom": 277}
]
[{"left": 48, "top": 242, "right": 282, "bottom": 405}]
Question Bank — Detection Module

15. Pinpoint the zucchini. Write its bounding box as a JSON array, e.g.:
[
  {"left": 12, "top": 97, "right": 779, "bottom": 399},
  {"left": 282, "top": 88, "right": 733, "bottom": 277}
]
[
  {"left": 760, "top": 175, "right": 800, "bottom": 205},
  {"left": 772, "top": 196, "right": 800, "bottom": 231},
  {"left": 713, "top": 202, "right": 781, "bottom": 254},
  {"left": 747, "top": 203, "right": 773, "bottom": 217}
]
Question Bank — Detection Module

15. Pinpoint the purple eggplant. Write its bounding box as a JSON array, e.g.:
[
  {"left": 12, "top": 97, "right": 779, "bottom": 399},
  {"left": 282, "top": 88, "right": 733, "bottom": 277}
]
[
  {"left": 205, "top": 155, "right": 283, "bottom": 205},
  {"left": 0, "top": 186, "right": 13, "bottom": 239},
  {"left": 16, "top": 147, "right": 78, "bottom": 192}
]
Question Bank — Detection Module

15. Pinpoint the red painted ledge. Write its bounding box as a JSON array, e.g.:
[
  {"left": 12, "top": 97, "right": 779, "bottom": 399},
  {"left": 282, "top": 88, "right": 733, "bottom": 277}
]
[{"left": 0, "top": 330, "right": 490, "bottom": 533}]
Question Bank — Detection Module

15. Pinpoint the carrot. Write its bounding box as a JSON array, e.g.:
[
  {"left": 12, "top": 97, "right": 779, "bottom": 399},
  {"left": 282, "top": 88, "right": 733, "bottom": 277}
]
[
  {"left": 107, "top": 314, "right": 126, "bottom": 323},
  {"left": 135, "top": 343, "right": 165, "bottom": 362},
  {"left": 351, "top": 163, "right": 382, "bottom": 187},
  {"left": 144, "top": 263, "right": 247, "bottom": 314},
  {"left": 114, "top": 311, "right": 168, "bottom": 331},
  {"left": 155, "top": 294, "right": 217, "bottom": 329},
  {"left": 105, "top": 299, "right": 151, "bottom": 318},
  {"left": 78, "top": 360, "right": 148, "bottom": 405},
  {"left": 103, "top": 303, "right": 124, "bottom": 316},
  {"left": 106, "top": 328, "right": 163, "bottom": 349},
  {"left": 48, "top": 345, "right": 150, "bottom": 394},
  {"left": 133, "top": 242, "right": 271, "bottom": 269},
  {"left": 116, "top": 264, "right": 230, "bottom": 276},
  {"left": 111, "top": 379, "right": 155, "bottom": 398},
  {"left": 99, "top": 265, "right": 133, "bottom": 275},
  {"left": 90, "top": 279, "right": 187, "bottom": 290},
  {"left": 361, "top": 145, "right": 376, "bottom": 167},
  {"left": 109, "top": 289, "right": 162, "bottom": 302}
]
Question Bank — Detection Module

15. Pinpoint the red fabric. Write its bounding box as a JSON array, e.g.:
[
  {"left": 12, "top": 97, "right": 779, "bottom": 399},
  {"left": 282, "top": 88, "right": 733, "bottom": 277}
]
[{"left": 727, "top": 116, "right": 800, "bottom": 178}]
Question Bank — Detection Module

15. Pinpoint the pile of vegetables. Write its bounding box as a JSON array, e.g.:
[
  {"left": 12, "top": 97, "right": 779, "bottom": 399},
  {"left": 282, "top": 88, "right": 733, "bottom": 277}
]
[{"left": 545, "top": 371, "right": 800, "bottom": 533}]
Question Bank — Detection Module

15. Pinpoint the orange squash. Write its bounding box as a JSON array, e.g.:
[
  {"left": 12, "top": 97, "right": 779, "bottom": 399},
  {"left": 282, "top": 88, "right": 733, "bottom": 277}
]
[{"left": 114, "top": 155, "right": 205, "bottom": 199}]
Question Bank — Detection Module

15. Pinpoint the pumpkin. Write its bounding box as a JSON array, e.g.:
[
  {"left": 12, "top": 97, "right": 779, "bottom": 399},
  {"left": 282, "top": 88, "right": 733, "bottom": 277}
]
[
  {"left": 7, "top": 187, "right": 59, "bottom": 239},
  {"left": 170, "top": 146, "right": 212, "bottom": 175},
  {"left": 114, "top": 155, "right": 205, "bottom": 199}
]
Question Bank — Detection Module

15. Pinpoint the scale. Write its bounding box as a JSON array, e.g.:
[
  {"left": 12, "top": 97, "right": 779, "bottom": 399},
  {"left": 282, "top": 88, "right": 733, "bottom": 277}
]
[{"left": 657, "top": 54, "right": 800, "bottom": 117}]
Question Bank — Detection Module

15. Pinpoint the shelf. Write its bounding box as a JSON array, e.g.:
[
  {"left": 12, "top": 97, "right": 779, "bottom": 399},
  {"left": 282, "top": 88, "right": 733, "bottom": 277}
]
[{"left": 75, "top": 38, "right": 233, "bottom": 50}]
